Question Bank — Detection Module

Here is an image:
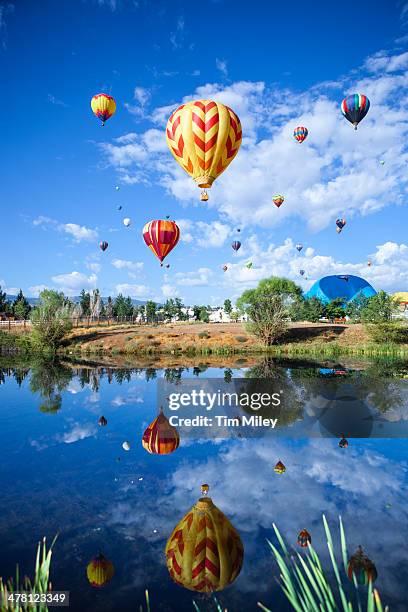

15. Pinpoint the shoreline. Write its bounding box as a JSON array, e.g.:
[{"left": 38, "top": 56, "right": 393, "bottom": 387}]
[{"left": 2, "top": 321, "right": 408, "bottom": 358}]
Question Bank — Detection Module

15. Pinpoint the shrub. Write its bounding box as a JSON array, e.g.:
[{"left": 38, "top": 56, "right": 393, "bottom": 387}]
[
  {"left": 235, "top": 335, "right": 248, "bottom": 343},
  {"left": 198, "top": 331, "right": 210, "bottom": 339},
  {"left": 366, "top": 322, "right": 408, "bottom": 344}
]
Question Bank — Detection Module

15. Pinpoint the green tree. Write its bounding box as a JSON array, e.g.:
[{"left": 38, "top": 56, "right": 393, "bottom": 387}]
[
  {"left": 145, "top": 300, "right": 157, "bottom": 323},
  {"left": 246, "top": 294, "right": 287, "bottom": 346},
  {"left": 224, "top": 299, "right": 232, "bottom": 315},
  {"left": 163, "top": 298, "right": 177, "bottom": 321},
  {"left": 192, "top": 305, "right": 201, "bottom": 321},
  {"left": 175, "top": 297, "right": 187, "bottom": 321},
  {"left": 325, "top": 298, "right": 346, "bottom": 322},
  {"left": 236, "top": 276, "right": 302, "bottom": 313},
  {"left": 106, "top": 296, "right": 114, "bottom": 317},
  {"left": 30, "top": 290, "right": 73, "bottom": 352},
  {"left": 114, "top": 294, "right": 133, "bottom": 318},
  {"left": 199, "top": 306, "right": 209, "bottom": 323},
  {"left": 0, "top": 286, "right": 10, "bottom": 313},
  {"left": 291, "top": 297, "right": 326, "bottom": 322},
  {"left": 360, "top": 291, "right": 398, "bottom": 323},
  {"left": 345, "top": 294, "right": 370, "bottom": 322},
  {"left": 79, "top": 289, "right": 91, "bottom": 316},
  {"left": 12, "top": 289, "right": 31, "bottom": 320},
  {"left": 230, "top": 310, "right": 239, "bottom": 322}
]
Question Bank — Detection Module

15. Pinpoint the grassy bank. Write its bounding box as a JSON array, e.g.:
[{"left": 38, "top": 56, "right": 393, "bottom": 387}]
[{"left": 2, "top": 322, "right": 408, "bottom": 358}]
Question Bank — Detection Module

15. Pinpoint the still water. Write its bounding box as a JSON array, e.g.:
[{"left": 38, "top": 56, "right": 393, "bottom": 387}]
[{"left": 0, "top": 356, "right": 407, "bottom": 611}]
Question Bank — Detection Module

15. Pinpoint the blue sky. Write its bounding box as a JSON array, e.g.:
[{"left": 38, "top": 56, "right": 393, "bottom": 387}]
[{"left": 1, "top": 0, "right": 408, "bottom": 305}]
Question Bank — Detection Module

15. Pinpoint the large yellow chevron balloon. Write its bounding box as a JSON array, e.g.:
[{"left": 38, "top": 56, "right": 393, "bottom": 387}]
[
  {"left": 165, "top": 487, "right": 244, "bottom": 592},
  {"left": 166, "top": 100, "right": 242, "bottom": 195}
]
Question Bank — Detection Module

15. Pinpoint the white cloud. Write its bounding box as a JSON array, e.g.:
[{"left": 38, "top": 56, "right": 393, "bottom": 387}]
[
  {"left": 216, "top": 57, "right": 228, "bottom": 77},
  {"left": 33, "top": 217, "right": 98, "bottom": 243},
  {"left": 175, "top": 268, "right": 213, "bottom": 287},
  {"left": 52, "top": 271, "right": 98, "bottom": 295},
  {"left": 124, "top": 86, "right": 151, "bottom": 118},
  {"left": 97, "top": 49, "right": 408, "bottom": 234},
  {"left": 47, "top": 94, "right": 68, "bottom": 107},
  {"left": 161, "top": 283, "right": 179, "bottom": 298},
  {"left": 115, "top": 283, "right": 149, "bottom": 297},
  {"left": 112, "top": 259, "right": 144, "bottom": 271},
  {"left": 170, "top": 15, "right": 184, "bottom": 50},
  {"left": 59, "top": 423, "right": 96, "bottom": 444},
  {"left": 28, "top": 284, "right": 49, "bottom": 296},
  {"left": 86, "top": 262, "right": 101, "bottom": 273}
]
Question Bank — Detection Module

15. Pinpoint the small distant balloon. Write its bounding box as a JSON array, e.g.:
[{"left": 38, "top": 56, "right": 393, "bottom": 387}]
[
  {"left": 98, "top": 416, "right": 107, "bottom": 426},
  {"left": 379, "top": 160, "right": 385, "bottom": 166},
  {"left": 367, "top": 260, "right": 372, "bottom": 267},
  {"left": 231, "top": 241, "right": 241, "bottom": 252},
  {"left": 117, "top": 205, "right": 122, "bottom": 211},
  {"left": 115, "top": 185, "right": 120, "bottom": 191},
  {"left": 122, "top": 441, "right": 131, "bottom": 451},
  {"left": 339, "top": 434, "right": 348, "bottom": 448},
  {"left": 246, "top": 261, "right": 253, "bottom": 269},
  {"left": 222, "top": 265, "right": 228, "bottom": 272},
  {"left": 123, "top": 218, "right": 131, "bottom": 227},
  {"left": 99, "top": 241, "right": 108, "bottom": 252},
  {"left": 237, "top": 228, "right": 241, "bottom": 233},
  {"left": 295, "top": 243, "right": 303, "bottom": 252},
  {"left": 273, "top": 195, "right": 285, "bottom": 208},
  {"left": 299, "top": 269, "right": 305, "bottom": 276},
  {"left": 293, "top": 126, "right": 308, "bottom": 143}
]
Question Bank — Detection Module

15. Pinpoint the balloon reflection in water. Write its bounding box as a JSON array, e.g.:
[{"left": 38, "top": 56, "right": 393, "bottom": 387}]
[
  {"left": 347, "top": 546, "right": 377, "bottom": 585},
  {"left": 297, "top": 529, "right": 312, "bottom": 548},
  {"left": 142, "top": 408, "right": 180, "bottom": 455},
  {"left": 165, "top": 485, "right": 244, "bottom": 592},
  {"left": 86, "top": 553, "right": 114, "bottom": 587}
]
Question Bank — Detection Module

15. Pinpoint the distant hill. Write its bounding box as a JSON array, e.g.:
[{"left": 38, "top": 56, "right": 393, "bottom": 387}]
[{"left": 6, "top": 295, "right": 148, "bottom": 307}]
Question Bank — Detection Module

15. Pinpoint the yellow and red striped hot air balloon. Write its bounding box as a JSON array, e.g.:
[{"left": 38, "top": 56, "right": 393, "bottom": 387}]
[
  {"left": 165, "top": 485, "right": 244, "bottom": 592},
  {"left": 142, "top": 219, "right": 180, "bottom": 264},
  {"left": 166, "top": 100, "right": 242, "bottom": 199},
  {"left": 86, "top": 553, "right": 114, "bottom": 587},
  {"left": 142, "top": 408, "right": 180, "bottom": 455},
  {"left": 91, "top": 93, "right": 116, "bottom": 125}
]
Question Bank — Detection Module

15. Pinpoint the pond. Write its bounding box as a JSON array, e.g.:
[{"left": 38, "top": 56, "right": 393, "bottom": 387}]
[{"left": 0, "top": 355, "right": 407, "bottom": 611}]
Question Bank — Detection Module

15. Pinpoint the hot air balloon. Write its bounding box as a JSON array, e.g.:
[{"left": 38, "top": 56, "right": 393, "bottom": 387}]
[
  {"left": 339, "top": 434, "right": 348, "bottom": 448},
  {"left": 117, "top": 205, "right": 122, "bottom": 211},
  {"left": 297, "top": 529, "right": 311, "bottom": 548},
  {"left": 115, "top": 185, "right": 120, "bottom": 191},
  {"left": 123, "top": 218, "right": 131, "bottom": 227},
  {"left": 86, "top": 553, "right": 114, "bottom": 587},
  {"left": 99, "top": 241, "right": 108, "bottom": 252},
  {"left": 91, "top": 94, "right": 116, "bottom": 126},
  {"left": 246, "top": 261, "right": 253, "bottom": 269},
  {"left": 274, "top": 460, "right": 286, "bottom": 474},
  {"left": 231, "top": 241, "right": 241, "bottom": 252},
  {"left": 273, "top": 195, "right": 285, "bottom": 208},
  {"left": 379, "top": 160, "right": 385, "bottom": 166},
  {"left": 165, "top": 485, "right": 244, "bottom": 592},
  {"left": 237, "top": 228, "right": 241, "bottom": 233},
  {"left": 143, "top": 219, "right": 180, "bottom": 264},
  {"left": 336, "top": 218, "right": 346, "bottom": 230},
  {"left": 299, "top": 269, "right": 305, "bottom": 277},
  {"left": 98, "top": 416, "right": 107, "bottom": 427},
  {"left": 367, "top": 260, "right": 372, "bottom": 267},
  {"left": 166, "top": 100, "right": 242, "bottom": 198},
  {"left": 122, "top": 441, "right": 130, "bottom": 451},
  {"left": 142, "top": 408, "right": 180, "bottom": 455},
  {"left": 201, "top": 483, "right": 210, "bottom": 496},
  {"left": 222, "top": 265, "right": 228, "bottom": 272},
  {"left": 296, "top": 243, "right": 303, "bottom": 252},
  {"left": 200, "top": 190, "right": 209, "bottom": 202},
  {"left": 347, "top": 546, "right": 377, "bottom": 585},
  {"left": 341, "top": 94, "right": 370, "bottom": 130},
  {"left": 293, "top": 126, "right": 308, "bottom": 143}
]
